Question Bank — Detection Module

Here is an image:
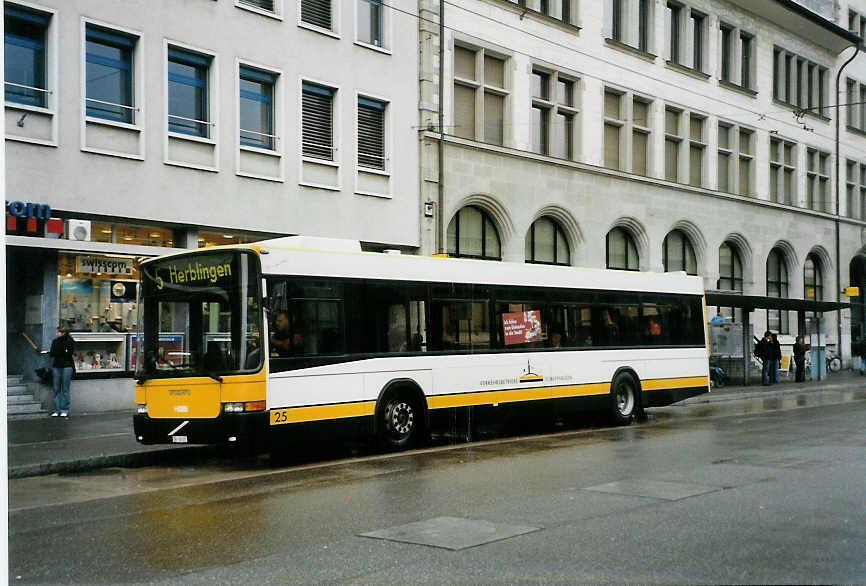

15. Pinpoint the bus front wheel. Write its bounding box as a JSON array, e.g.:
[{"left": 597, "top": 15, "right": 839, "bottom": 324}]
[
  {"left": 380, "top": 393, "right": 420, "bottom": 449},
  {"left": 610, "top": 373, "right": 638, "bottom": 425}
]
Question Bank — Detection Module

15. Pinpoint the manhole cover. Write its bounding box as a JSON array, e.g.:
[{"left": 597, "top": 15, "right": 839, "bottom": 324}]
[
  {"left": 360, "top": 516, "right": 541, "bottom": 551},
  {"left": 583, "top": 479, "right": 719, "bottom": 501}
]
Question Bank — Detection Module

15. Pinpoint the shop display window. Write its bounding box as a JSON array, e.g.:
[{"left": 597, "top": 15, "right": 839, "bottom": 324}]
[
  {"left": 87, "top": 223, "right": 176, "bottom": 247},
  {"left": 58, "top": 253, "right": 139, "bottom": 333},
  {"left": 198, "top": 231, "right": 262, "bottom": 248},
  {"left": 69, "top": 332, "right": 126, "bottom": 373}
]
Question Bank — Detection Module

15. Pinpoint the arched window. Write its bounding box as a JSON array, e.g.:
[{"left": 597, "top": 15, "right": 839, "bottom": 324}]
[
  {"left": 804, "top": 253, "right": 823, "bottom": 302},
  {"left": 767, "top": 248, "right": 789, "bottom": 333},
  {"left": 606, "top": 227, "right": 638, "bottom": 270},
  {"left": 804, "top": 252, "right": 823, "bottom": 329},
  {"left": 446, "top": 206, "right": 501, "bottom": 260},
  {"left": 716, "top": 242, "right": 743, "bottom": 322},
  {"left": 663, "top": 229, "right": 697, "bottom": 274},
  {"left": 525, "top": 217, "right": 570, "bottom": 265}
]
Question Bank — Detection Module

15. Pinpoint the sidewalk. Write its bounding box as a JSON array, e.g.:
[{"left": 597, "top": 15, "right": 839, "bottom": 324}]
[{"left": 6, "top": 371, "right": 865, "bottom": 479}]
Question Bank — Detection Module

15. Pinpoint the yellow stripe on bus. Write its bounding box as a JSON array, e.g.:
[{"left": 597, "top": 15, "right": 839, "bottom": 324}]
[
  {"left": 268, "top": 376, "right": 709, "bottom": 426},
  {"left": 428, "top": 383, "right": 611, "bottom": 409},
  {"left": 640, "top": 376, "right": 709, "bottom": 390},
  {"left": 270, "top": 401, "right": 376, "bottom": 425}
]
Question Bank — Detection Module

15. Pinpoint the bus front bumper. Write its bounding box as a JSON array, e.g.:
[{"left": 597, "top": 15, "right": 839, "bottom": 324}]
[{"left": 133, "top": 411, "right": 268, "bottom": 445}]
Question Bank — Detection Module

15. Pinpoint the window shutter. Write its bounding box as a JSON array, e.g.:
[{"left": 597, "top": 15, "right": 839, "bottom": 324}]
[
  {"left": 302, "top": 83, "right": 334, "bottom": 160},
  {"left": 358, "top": 98, "right": 385, "bottom": 170},
  {"left": 301, "top": 0, "right": 331, "bottom": 29},
  {"left": 238, "top": 0, "right": 275, "bottom": 12}
]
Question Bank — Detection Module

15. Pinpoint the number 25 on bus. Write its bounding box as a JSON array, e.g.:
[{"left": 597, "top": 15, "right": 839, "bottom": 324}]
[{"left": 133, "top": 237, "right": 710, "bottom": 449}]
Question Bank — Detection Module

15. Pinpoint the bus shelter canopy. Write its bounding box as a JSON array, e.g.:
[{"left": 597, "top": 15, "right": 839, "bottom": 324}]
[{"left": 705, "top": 292, "right": 850, "bottom": 313}]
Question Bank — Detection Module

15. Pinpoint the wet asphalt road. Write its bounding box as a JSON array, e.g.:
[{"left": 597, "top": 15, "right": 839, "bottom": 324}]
[{"left": 8, "top": 390, "right": 866, "bottom": 584}]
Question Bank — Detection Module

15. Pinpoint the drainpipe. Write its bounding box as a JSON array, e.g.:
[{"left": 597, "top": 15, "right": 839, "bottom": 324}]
[
  {"left": 437, "top": 0, "right": 445, "bottom": 254},
  {"left": 835, "top": 43, "right": 860, "bottom": 358}
]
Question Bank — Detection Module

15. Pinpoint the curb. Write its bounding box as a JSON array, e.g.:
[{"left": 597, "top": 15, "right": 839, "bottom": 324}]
[
  {"left": 8, "top": 445, "right": 218, "bottom": 479},
  {"left": 681, "top": 381, "right": 860, "bottom": 405}
]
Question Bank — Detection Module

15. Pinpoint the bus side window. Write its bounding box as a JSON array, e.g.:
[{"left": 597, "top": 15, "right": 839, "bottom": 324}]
[{"left": 408, "top": 300, "right": 427, "bottom": 352}]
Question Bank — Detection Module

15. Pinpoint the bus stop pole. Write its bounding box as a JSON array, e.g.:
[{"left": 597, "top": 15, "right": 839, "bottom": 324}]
[{"left": 742, "top": 308, "right": 751, "bottom": 386}]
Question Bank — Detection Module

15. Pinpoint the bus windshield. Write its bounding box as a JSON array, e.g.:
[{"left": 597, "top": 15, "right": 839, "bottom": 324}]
[{"left": 135, "top": 249, "right": 262, "bottom": 380}]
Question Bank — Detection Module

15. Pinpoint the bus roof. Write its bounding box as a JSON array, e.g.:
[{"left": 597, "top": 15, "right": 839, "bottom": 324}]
[{"left": 245, "top": 237, "right": 705, "bottom": 296}]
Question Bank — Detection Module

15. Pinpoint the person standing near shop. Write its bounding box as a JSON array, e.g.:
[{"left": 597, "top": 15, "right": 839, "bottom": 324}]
[
  {"left": 755, "top": 331, "right": 772, "bottom": 386},
  {"left": 793, "top": 336, "right": 808, "bottom": 382},
  {"left": 769, "top": 333, "right": 782, "bottom": 384},
  {"left": 49, "top": 327, "right": 75, "bottom": 417}
]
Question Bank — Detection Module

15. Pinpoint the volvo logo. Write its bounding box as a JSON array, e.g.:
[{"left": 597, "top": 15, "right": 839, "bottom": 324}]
[{"left": 169, "top": 389, "right": 191, "bottom": 396}]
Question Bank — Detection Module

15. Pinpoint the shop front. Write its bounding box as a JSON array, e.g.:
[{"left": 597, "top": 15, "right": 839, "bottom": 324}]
[{"left": 6, "top": 208, "right": 275, "bottom": 414}]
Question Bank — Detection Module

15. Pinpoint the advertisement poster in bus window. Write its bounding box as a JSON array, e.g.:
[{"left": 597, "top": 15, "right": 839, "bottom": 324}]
[{"left": 502, "top": 311, "right": 543, "bottom": 345}]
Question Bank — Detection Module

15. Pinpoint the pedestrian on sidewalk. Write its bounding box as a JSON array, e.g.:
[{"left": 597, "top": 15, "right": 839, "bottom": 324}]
[
  {"left": 755, "top": 331, "right": 772, "bottom": 386},
  {"left": 49, "top": 327, "right": 75, "bottom": 417},
  {"left": 793, "top": 336, "right": 809, "bottom": 382},
  {"left": 770, "top": 333, "right": 782, "bottom": 384}
]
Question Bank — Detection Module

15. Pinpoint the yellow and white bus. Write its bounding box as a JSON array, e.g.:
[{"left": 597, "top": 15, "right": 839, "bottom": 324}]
[{"left": 133, "top": 237, "right": 709, "bottom": 449}]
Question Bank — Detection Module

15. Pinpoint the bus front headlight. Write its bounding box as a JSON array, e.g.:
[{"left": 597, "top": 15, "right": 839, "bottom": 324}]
[
  {"left": 224, "top": 402, "right": 244, "bottom": 413},
  {"left": 136, "top": 404, "right": 147, "bottom": 414}
]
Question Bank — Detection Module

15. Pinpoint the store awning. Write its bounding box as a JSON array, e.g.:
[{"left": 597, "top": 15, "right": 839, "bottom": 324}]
[{"left": 706, "top": 292, "right": 850, "bottom": 313}]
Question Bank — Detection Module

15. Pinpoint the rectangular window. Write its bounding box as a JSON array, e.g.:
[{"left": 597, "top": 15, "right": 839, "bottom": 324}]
[
  {"left": 769, "top": 138, "right": 796, "bottom": 204},
  {"left": 4, "top": 5, "right": 50, "bottom": 107},
  {"left": 358, "top": 0, "right": 382, "bottom": 47},
  {"left": 453, "top": 45, "right": 509, "bottom": 146},
  {"left": 532, "top": 70, "right": 577, "bottom": 160},
  {"left": 85, "top": 25, "right": 136, "bottom": 124},
  {"left": 532, "top": 104, "right": 548, "bottom": 155},
  {"left": 638, "top": 0, "right": 649, "bottom": 51},
  {"left": 667, "top": 2, "right": 681, "bottom": 64},
  {"left": 774, "top": 46, "right": 828, "bottom": 112},
  {"left": 610, "top": 0, "right": 652, "bottom": 53},
  {"left": 688, "top": 114, "right": 704, "bottom": 187},
  {"left": 357, "top": 96, "right": 385, "bottom": 170},
  {"left": 611, "top": 0, "right": 622, "bottom": 41},
  {"left": 302, "top": 81, "right": 335, "bottom": 160},
  {"left": 301, "top": 0, "right": 331, "bottom": 30},
  {"left": 239, "top": 65, "right": 277, "bottom": 150},
  {"left": 453, "top": 83, "right": 475, "bottom": 140},
  {"left": 738, "top": 129, "right": 752, "bottom": 196},
  {"left": 717, "top": 122, "right": 731, "bottom": 193},
  {"left": 168, "top": 48, "right": 211, "bottom": 137},
  {"left": 720, "top": 24, "right": 732, "bottom": 82},
  {"left": 239, "top": 0, "right": 276, "bottom": 11},
  {"left": 740, "top": 33, "right": 752, "bottom": 89},
  {"left": 691, "top": 11, "right": 704, "bottom": 71},
  {"left": 664, "top": 107, "right": 681, "bottom": 182},
  {"left": 604, "top": 90, "right": 622, "bottom": 170}
]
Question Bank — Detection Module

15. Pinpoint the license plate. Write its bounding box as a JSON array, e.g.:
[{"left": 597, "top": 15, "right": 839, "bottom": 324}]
[{"left": 171, "top": 435, "right": 188, "bottom": 443}]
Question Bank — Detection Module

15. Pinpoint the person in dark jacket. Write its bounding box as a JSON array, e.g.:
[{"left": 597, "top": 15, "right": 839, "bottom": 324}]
[
  {"left": 49, "top": 327, "right": 75, "bottom": 417},
  {"left": 755, "top": 330, "right": 773, "bottom": 386},
  {"left": 769, "top": 333, "right": 782, "bottom": 384},
  {"left": 793, "top": 336, "right": 809, "bottom": 382}
]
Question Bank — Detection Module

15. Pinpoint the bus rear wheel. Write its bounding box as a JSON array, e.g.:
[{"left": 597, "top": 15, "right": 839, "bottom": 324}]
[
  {"left": 610, "top": 373, "right": 638, "bottom": 425},
  {"left": 380, "top": 393, "right": 419, "bottom": 449}
]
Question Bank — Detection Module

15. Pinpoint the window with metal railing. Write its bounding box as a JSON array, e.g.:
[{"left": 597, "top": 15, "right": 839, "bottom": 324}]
[
  {"left": 239, "top": 65, "right": 277, "bottom": 150},
  {"left": 4, "top": 5, "right": 51, "bottom": 108},
  {"left": 168, "top": 48, "right": 212, "bottom": 137},
  {"left": 85, "top": 25, "right": 137, "bottom": 124}
]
